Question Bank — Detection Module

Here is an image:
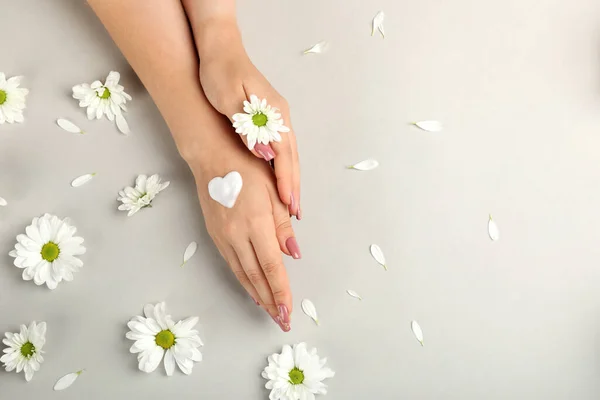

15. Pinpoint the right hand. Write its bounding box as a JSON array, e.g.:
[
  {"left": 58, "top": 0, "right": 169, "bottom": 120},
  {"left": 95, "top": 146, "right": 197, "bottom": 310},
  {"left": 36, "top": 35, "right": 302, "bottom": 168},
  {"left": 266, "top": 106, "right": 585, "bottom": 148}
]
[{"left": 184, "top": 114, "right": 301, "bottom": 332}]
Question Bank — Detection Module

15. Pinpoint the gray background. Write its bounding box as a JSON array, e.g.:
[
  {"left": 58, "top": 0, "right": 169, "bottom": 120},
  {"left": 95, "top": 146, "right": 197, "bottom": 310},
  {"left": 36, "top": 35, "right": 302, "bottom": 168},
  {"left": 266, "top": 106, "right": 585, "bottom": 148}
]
[{"left": 2, "top": 0, "right": 600, "bottom": 398}]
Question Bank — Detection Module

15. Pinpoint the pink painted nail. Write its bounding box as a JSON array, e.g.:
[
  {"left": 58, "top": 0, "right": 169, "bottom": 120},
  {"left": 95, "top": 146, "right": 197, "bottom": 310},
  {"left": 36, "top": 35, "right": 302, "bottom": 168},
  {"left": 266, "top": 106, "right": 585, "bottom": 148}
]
[
  {"left": 255, "top": 143, "right": 275, "bottom": 161},
  {"left": 285, "top": 237, "right": 302, "bottom": 259},
  {"left": 272, "top": 314, "right": 290, "bottom": 332},
  {"left": 296, "top": 206, "right": 302, "bottom": 221},
  {"left": 278, "top": 304, "right": 290, "bottom": 324},
  {"left": 289, "top": 193, "right": 296, "bottom": 215}
]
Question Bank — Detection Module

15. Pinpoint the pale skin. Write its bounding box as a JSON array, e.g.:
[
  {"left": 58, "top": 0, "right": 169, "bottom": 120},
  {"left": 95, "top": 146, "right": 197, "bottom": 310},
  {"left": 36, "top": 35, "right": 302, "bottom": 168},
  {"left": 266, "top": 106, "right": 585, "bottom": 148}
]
[{"left": 87, "top": 0, "right": 300, "bottom": 332}]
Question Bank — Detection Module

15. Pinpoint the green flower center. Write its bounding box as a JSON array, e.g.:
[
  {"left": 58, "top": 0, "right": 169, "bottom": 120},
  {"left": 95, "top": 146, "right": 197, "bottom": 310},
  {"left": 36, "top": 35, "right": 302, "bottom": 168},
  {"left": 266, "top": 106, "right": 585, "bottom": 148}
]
[
  {"left": 98, "top": 87, "right": 111, "bottom": 99},
  {"left": 20, "top": 342, "right": 35, "bottom": 358},
  {"left": 41, "top": 242, "right": 60, "bottom": 262},
  {"left": 252, "top": 112, "right": 268, "bottom": 127},
  {"left": 0, "top": 89, "right": 6, "bottom": 105},
  {"left": 288, "top": 367, "right": 304, "bottom": 385},
  {"left": 155, "top": 330, "right": 175, "bottom": 349}
]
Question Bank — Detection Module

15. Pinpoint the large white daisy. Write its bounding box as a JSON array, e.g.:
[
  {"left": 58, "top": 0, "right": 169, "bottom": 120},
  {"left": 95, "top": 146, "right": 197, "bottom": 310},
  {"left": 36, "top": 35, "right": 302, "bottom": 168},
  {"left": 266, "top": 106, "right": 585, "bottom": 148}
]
[
  {"left": 262, "top": 343, "right": 335, "bottom": 400},
  {"left": 126, "top": 302, "right": 203, "bottom": 376},
  {"left": 117, "top": 174, "right": 170, "bottom": 216},
  {"left": 9, "top": 214, "right": 86, "bottom": 290},
  {"left": 72, "top": 71, "right": 132, "bottom": 134},
  {"left": 232, "top": 94, "right": 290, "bottom": 150},
  {"left": 0, "top": 72, "right": 29, "bottom": 124},
  {"left": 1, "top": 321, "right": 46, "bottom": 382}
]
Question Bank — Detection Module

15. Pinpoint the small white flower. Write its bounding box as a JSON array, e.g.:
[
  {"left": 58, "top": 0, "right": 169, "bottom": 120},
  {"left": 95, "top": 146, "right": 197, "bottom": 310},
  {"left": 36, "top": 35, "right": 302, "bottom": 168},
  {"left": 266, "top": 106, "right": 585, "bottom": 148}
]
[
  {"left": 126, "top": 302, "right": 203, "bottom": 376},
  {"left": 232, "top": 94, "right": 290, "bottom": 150},
  {"left": 0, "top": 72, "right": 29, "bottom": 124},
  {"left": 9, "top": 214, "right": 86, "bottom": 290},
  {"left": 117, "top": 174, "right": 170, "bottom": 216},
  {"left": 1, "top": 321, "right": 46, "bottom": 382},
  {"left": 72, "top": 71, "right": 132, "bottom": 133},
  {"left": 262, "top": 342, "right": 335, "bottom": 400}
]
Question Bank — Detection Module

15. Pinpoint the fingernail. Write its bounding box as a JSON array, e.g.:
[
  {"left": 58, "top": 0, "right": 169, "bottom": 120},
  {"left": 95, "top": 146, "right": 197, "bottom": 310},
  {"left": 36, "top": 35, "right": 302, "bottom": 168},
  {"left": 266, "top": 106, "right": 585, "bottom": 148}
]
[
  {"left": 289, "top": 193, "right": 296, "bottom": 215},
  {"left": 255, "top": 143, "right": 275, "bottom": 161},
  {"left": 285, "top": 237, "right": 302, "bottom": 259},
  {"left": 296, "top": 206, "right": 302, "bottom": 221},
  {"left": 278, "top": 304, "right": 290, "bottom": 324},
  {"left": 272, "top": 314, "right": 291, "bottom": 332}
]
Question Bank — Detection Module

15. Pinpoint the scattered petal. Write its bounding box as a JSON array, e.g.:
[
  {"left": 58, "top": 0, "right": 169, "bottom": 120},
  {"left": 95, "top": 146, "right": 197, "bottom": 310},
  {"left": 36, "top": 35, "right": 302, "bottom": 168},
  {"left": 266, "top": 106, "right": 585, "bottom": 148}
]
[
  {"left": 370, "top": 244, "right": 387, "bottom": 270},
  {"left": 0, "top": 197, "right": 6, "bottom": 206},
  {"left": 303, "top": 41, "right": 328, "bottom": 54},
  {"left": 347, "top": 159, "right": 379, "bottom": 171},
  {"left": 372, "top": 11, "right": 385, "bottom": 38},
  {"left": 71, "top": 173, "right": 96, "bottom": 187},
  {"left": 53, "top": 370, "right": 84, "bottom": 391},
  {"left": 488, "top": 214, "right": 499, "bottom": 241},
  {"left": 346, "top": 290, "right": 362, "bottom": 300},
  {"left": 116, "top": 114, "right": 130, "bottom": 134},
  {"left": 413, "top": 121, "right": 443, "bottom": 132},
  {"left": 301, "top": 299, "right": 319, "bottom": 325},
  {"left": 411, "top": 320, "right": 424, "bottom": 346},
  {"left": 57, "top": 118, "right": 84, "bottom": 134},
  {"left": 181, "top": 241, "right": 198, "bottom": 267}
]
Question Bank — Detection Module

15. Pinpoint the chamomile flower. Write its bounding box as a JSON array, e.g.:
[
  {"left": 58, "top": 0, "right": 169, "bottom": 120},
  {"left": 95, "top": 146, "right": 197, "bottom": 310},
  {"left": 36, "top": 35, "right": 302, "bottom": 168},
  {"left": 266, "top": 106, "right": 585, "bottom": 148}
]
[
  {"left": 232, "top": 94, "right": 290, "bottom": 150},
  {"left": 1, "top": 321, "right": 46, "bottom": 382},
  {"left": 0, "top": 72, "right": 29, "bottom": 124},
  {"left": 9, "top": 214, "right": 86, "bottom": 290},
  {"left": 262, "top": 342, "right": 335, "bottom": 400},
  {"left": 72, "top": 71, "right": 132, "bottom": 134},
  {"left": 126, "top": 302, "right": 203, "bottom": 376},
  {"left": 117, "top": 174, "right": 170, "bottom": 216}
]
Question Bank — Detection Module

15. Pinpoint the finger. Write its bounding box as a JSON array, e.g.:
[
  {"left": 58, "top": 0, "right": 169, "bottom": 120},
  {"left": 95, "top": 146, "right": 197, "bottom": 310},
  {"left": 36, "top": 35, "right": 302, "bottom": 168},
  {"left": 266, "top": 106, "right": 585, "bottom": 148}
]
[
  {"left": 224, "top": 247, "right": 262, "bottom": 306},
  {"left": 288, "top": 128, "right": 301, "bottom": 220},
  {"left": 250, "top": 218, "right": 293, "bottom": 331},
  {"left": 270, "top": 107, "right": 299, "bottom": 217},
  {"left": 270, "top": 190, "right": 301, "bottom": 259}
]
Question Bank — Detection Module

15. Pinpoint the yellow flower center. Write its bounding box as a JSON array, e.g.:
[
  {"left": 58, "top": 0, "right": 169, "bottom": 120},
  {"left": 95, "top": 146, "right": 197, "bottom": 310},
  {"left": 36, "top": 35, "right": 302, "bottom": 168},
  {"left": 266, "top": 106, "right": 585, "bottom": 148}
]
[
  {"left": 98, "top": 88, "right": 111, "bottom": 99},
  {"left": 0, "top": 89, "right": 7, "bottom": 105},
  {"left": 288, "top": 367, "right": 304, "bottom": 385},
  {"left": 41, "top": 242, "right": 60, "bottom": 262},
  {"left": 252, "top": 112, "right": 268, "bottom": 127},
  {"left": 155, "top": 330, "right": 175, "bottom": 349},
  {"left": 20, "top": 342, "right": 35, "bottom": 358}
]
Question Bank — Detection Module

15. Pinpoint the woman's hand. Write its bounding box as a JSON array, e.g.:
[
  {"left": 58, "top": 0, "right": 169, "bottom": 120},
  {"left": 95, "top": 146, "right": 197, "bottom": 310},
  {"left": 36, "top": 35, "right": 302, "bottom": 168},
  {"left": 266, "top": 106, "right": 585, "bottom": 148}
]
[
  {"left": 195, "top": 21, "right": 301, "bottom": 220},
  {"left": 184, "top": 115, "right": 301, "bottom": 332}
]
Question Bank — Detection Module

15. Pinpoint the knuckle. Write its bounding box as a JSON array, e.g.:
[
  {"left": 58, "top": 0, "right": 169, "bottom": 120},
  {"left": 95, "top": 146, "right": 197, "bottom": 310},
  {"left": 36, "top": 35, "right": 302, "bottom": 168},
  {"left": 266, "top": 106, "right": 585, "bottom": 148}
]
[
  {"left": 275, "top": 218, "right": 292, "bottom": 234},
  {"left": 271, "top": 288, "right": 288, "bottom": 300},
  {"left": 233, "top": 269, "right": 249, "bottom": 284},
  {"left": 247, "top": 270, "right": 264, "bottom": 286},
  {"left": 261, "top": 260, "right": 281, "bottom": 277},
  {"left": 222, "top": 221, "right": 240, "bottom": 238}
]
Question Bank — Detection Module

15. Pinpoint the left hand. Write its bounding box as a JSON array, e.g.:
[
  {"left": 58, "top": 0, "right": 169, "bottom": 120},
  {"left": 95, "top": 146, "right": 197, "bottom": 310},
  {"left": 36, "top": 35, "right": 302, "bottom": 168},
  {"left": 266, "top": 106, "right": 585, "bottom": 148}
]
[{"left": 196, "top": 22, "right": 301, "bottom": 219}]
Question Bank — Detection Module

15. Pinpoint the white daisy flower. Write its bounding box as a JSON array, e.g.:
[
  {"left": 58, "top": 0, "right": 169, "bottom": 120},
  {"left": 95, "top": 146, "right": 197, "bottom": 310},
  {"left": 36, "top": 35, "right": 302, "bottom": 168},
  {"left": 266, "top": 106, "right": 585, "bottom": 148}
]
[
  {"left": 8, "top": 214, "right": 86, "bottom": 290},
  {"left": 1, "top": 321, "right": 46, "bottom": 382},
  {"left": 262, "top": 342, "right": 335, "bottom": 400},
  {"left": 72, "top": 71, "right": 132, "bottom": 134},
  {"left": 232, "top": 94, "right": 290, "bottom": 150},
  {"left": 0, "top": 72, "right": 29, "bottom": 124},
  {"left": 126, "top": 302, "right": 203, "bottom": 376},
  {"left": 117, "top": 174, "right": 170, "bottom": 216}
]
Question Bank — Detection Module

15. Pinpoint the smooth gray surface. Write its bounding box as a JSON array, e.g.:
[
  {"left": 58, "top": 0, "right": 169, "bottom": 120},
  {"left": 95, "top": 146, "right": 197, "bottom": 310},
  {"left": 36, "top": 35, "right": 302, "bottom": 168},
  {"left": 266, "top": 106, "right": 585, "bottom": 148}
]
[{"left": 2, "top": 0, "right": 600, "bottom": 398}]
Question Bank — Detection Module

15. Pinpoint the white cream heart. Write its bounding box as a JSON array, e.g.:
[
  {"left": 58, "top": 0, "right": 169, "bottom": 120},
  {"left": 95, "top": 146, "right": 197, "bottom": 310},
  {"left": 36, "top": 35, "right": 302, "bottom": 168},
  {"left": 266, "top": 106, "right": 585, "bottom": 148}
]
[{"left": 208, "top": 171, "right": 243, "bottom": 208}]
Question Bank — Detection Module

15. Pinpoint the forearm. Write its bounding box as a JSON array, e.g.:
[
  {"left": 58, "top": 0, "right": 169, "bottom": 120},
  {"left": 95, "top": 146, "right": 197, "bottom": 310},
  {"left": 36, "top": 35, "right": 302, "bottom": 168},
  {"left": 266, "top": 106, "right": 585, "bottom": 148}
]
[
  {"left": 87, "top": 0, "right": 222, "bottom": 163},
  {"left": 180, "top": 0, "right": 243, "bottom": 60}
]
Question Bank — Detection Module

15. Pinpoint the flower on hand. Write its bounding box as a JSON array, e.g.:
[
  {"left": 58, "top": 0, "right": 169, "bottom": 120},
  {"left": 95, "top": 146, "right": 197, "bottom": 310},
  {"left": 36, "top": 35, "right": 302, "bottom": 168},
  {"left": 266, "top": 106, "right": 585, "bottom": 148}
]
[
  {"left": 1, "top": 321, "right": 47, "bottom": 381},
  {"left": 0, "top": 72, "right": 29, "bottom": 124},
  {"left": 232, "top": 94, "right": 290, "bottom": 150},
  {"left": 126, "top": 302, "right": 203, "bottom": 376},
  {"left": 117, "top": 174, "right": 170, "bottom": 216},
  {"left": 262, "top": 342, "right": 335, "bottom": 400},
  {"left": 9, "top": 214, "right": 86, "bottom": 290},
  {"left": 72, "top": 71, "right": 132, "bottom": 134}
]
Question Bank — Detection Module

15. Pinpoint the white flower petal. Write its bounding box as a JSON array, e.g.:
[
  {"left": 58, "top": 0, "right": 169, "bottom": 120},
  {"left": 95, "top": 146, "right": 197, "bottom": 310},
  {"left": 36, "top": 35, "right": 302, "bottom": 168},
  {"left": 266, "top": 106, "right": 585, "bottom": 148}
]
[
  {"left": 303, "top": 41, "right": 328, "bottom": 54},
  {"left": 346, "top": 290, "right": 362, "bottom": 300},
  {"left": 181, "top": 241, "right": 197, "bottom": 267},
  {"left": 0, "top": 196, "right": 6, "bottom": 206},
  {"left": 301, "top": 299, "right": 319, "bottom": 326},
  {"left": 369, "top": 244, "right": 387, "bottom": 270},
  {"left": 347, "top": 159, "right": 379, "bottom": 171},
  {"left": 53, "top": 370, "right": 83, "bottom": 391},
  {"left": 372, "top": 11, "right": 385, "bottom": 38},
  {"left": 116, "top": 114, "right": 130, "bottom": 134},
  {"left": 56, "top": 118, "right": 84, "bottom": 134},
  {"left": 411, "top": 320, "right": 424, "bottom": 346},
  {"left": 71, "top": 173, "right": 96, "bottom": 187},
  {"left": 414, "top": 120, "right": 443, "bottom": 132},
  {"left": 488, "top": 214, "right": 499, "bottom": 241}
]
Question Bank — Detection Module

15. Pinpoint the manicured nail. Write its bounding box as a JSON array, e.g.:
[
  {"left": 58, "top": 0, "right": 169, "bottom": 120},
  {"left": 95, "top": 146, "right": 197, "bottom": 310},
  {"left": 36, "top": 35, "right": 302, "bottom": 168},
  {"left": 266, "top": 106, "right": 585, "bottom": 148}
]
[
  {"left": 278, "top": 304, "right": 290, "bottom": 324},
  {"left": 255, "top": 143, "right": 275, "bottom": 161},
  {"left": 296, "top": 206, "right": 302, "bottom": 221},
  {"left": 271, "top": 314, "right": 290, "bottom": 332},
  {"left": 285, "top": 237, "right": 302, "bottom": 259}
]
